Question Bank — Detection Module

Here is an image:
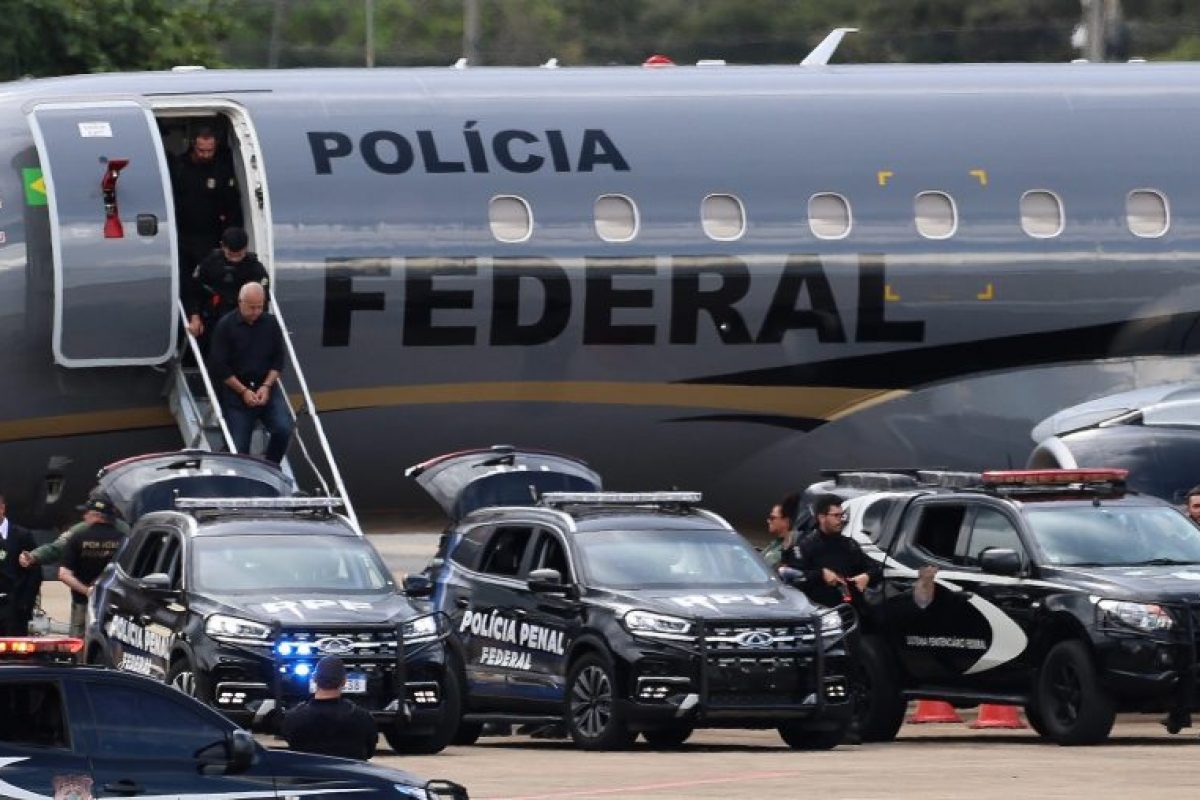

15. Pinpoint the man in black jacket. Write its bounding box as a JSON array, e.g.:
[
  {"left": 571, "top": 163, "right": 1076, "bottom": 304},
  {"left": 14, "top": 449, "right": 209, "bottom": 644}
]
[
  {"left": 185, "top": 226, "right": 269, "bottom": 340},
  {"left": 0, "top": 493, "right": 40, "bottom": 635},
  {"left": 282, "top": 656, "right": 378, "bottom": 760},
  {"left": 783, "top": 494, "right": 881, "bottom": 610},
  {"left": 171, "top": 126, "right": 242, "bottom": 283}
]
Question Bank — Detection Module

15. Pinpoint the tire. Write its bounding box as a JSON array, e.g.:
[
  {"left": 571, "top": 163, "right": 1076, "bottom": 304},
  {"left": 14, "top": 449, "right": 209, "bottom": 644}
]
[
  {"left": 167, "top": 656, "right": 211, "bottom": 703},
  {"left": 850, "top": 636, "right": 907, "bottom": 743},
  {"left": 385, "top": 666, "right": 463, "bottom": 755},
  {"left": 1033, "top": 640, "right": 1115, "bottom": 745},
  {"left": 777, "top": 720, "right": 846, "bottom": 750},
  {"left": 451, "top": 720, "right": 482, "bottom": 746},
  {"left": 565, "top": 652, "right": 635, "bottom": 751},
  {"left": 642, "top": 724, "right": 693, "bottom": 749}
]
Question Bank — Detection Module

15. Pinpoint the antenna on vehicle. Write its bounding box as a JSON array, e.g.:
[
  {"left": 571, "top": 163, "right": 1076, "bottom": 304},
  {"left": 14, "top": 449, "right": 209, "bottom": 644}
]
[{"left": 801, "top": 27, "right": 858, "bottom": 67}]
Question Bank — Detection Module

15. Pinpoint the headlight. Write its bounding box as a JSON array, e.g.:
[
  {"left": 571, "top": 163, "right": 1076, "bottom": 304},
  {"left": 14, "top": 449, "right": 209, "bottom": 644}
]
[
  {"left": 1097, "top": 599, "right": 1173, "bottom": 632},
  {"left": 402, "top": 613, "right": 442, "bottom": 644},
  {"left": 205, "top": 614, "right": 272, "bottom": 644},
  {"left": 622, "top": 610, "right": 694, "bottom": 640},
  {"left": 819, "top": 610, "right": 843, "bottom": 636}
]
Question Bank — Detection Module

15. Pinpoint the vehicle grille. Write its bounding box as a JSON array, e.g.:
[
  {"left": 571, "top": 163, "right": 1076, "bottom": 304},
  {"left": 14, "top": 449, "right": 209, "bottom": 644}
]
[
  {"left": 704, "top": 623, "right": 814, "bottom": 651},
  {"left": 277, "top": 627, "right": 399, "bottom": 660}
]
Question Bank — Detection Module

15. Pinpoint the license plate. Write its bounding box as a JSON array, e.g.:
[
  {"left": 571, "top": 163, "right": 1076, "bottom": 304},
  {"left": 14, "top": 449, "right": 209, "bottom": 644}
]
[{"left": 309, "top": 673, "right": 368, "bottom": 694}]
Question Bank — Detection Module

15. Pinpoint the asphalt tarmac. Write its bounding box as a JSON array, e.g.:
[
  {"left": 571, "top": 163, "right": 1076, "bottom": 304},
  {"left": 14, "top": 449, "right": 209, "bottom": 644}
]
[{"left": 35, "top": 532, "right": 1200, "bottom": 799}]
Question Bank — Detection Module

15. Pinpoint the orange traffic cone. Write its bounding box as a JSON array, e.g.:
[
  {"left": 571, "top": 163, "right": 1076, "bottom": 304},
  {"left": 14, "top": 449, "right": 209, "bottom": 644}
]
[
  {"left": 969, "top": 704, "right": 1026, "bottom": 729},
  {"left": 907, "top": 700, "right": 962, "bottom": 724}
]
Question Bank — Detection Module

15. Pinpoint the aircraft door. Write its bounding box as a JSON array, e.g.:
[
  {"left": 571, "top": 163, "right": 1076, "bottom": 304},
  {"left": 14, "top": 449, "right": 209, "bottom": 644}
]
[{"left": 27, "top": 101, "right": 177, "bottom": 367}]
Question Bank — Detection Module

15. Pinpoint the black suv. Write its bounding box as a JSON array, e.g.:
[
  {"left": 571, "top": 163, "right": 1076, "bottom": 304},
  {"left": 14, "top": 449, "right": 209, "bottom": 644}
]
[
  {"left": 411, "top": 446, "right": 855, "bottom": 751},
  {"left": 829, "top": 468, "right": 1200, "bottom": 745},
  {"left": 0, "top": 636, "right": 468, "bottom": 798},
  {"left": 84, "top": 451, "right": 459, "bottom": 754}
]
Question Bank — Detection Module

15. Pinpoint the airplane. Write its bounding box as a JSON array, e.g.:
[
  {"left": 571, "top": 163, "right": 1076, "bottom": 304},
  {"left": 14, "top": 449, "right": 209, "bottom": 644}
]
[{"left": 2, "top": 39, "right": 1200, "bottom": 531}]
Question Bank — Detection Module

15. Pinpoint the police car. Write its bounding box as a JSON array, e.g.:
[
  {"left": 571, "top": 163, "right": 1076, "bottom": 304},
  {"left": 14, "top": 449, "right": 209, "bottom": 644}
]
[
  {"left": 83, "top": 451, "right": 460, "bottom": 754},
  {"left": 410, "top": 446, "right": 855, "bottom": 751},
  {"left": 0, "top": 636, "right": 468, "bottom": 799},
  {"left": 829, "top": 468, "right": 1200, "bottom": 745}
]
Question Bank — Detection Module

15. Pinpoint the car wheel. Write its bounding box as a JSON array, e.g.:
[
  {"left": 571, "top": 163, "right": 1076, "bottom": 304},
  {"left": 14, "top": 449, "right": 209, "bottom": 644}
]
[
  {"left": 167, "top": 657, "right": 210, "bottom": 703},
  {"left": 642, "top": 724, "right": 693, "bottom": 749},
  {"left": 777, "top": 720, "right": 846, "bottom": 750},
  {"left": 385, "top": 665, "right": 463, "bottom": 755},
  {"left": 565, "top": 652, "right": 635, "bottom": 751},
  {"left": 1034, "top": 640, "right": 1115, "bottom": 745},
  {"left": 850, "top": 635, "right": 907, "bottom": 743}
]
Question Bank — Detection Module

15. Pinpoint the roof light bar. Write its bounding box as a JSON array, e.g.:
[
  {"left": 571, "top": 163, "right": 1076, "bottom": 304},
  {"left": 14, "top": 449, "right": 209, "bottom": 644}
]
[
  {"left": 0, "top": 637, "right": 83, "bottom": 656},
  {"left": 542, "top": 491, "right": 701, "bottom": 506},
  {"left": 174, "top": 497, "right": 345, "bottom": 510},
  {"left": 981, "top": 469, "right": 1128, "bottom": 486}
]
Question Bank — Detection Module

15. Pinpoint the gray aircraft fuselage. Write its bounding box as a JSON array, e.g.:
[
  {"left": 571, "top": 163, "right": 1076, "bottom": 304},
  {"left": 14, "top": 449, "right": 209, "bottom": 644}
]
[{"left": 1, "top": 62, "right": 1198, "bottom": 528}]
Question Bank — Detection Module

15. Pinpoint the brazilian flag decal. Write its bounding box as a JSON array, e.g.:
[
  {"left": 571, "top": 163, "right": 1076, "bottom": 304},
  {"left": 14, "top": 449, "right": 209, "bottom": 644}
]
[{"left": 23, "top": 167, "right": 47, "bottom": 206}]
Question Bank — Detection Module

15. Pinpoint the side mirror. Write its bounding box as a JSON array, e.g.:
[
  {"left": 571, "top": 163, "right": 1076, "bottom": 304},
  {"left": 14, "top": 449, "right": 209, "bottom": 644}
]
[
  {"left": 140, "top": 572, "right": 174, "bottom": 593},
  {"left": 979, "top": 548, "right": 1022, "bottom": 577},
  {"left": 527, "top": 568, "right": 568, "bottom": 594},
  {"left": 402, "top": 574, "right": 434, "bottom": 598},
  {"left": 198, "top": 730, "right": 255, "bottom": 776}
]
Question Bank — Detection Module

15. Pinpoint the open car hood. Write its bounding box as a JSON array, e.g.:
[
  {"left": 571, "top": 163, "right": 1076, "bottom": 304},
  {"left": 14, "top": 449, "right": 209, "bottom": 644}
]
[{"left": 406, "top": 445, "right": 601, "bottom": 520}]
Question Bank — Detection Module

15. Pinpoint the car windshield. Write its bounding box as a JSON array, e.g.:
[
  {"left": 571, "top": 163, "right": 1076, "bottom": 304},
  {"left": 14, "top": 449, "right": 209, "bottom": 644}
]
[
  {"left": 192, "top": 534, "right": 393, "bottom": 594},
  {"left": 575, "top": 528, "right": 773, "bottom": 588},
  {"left": 1025, "top": 505, "right": 1200, "bottom": 567}
]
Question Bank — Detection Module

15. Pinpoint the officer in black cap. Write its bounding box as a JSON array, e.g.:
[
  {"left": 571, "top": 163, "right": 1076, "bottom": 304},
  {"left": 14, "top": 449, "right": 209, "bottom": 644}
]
[
  {"left": 282, "top": 656, "right": 378, "bottom": 760},
  {"left": 58, "top": 496, "right": 126, "bottom": 638},
  {"left": 185, "top": 226, "right": 270, "bottom": 342}
]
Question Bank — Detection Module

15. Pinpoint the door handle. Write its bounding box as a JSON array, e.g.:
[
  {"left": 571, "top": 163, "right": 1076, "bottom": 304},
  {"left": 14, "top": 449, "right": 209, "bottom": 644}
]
[
  {"left": 455, "top": 597, "right": 470, "bottom": 609},
  {"left": 102, "top": 778, "right": 144, "bottom": 795}
]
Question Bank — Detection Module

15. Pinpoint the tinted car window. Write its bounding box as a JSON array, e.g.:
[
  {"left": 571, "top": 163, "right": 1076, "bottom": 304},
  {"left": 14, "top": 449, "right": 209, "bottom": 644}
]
[
  {"left": 192, "top": 534, "right": 391, "bottom": 593},
  {"left": 87, "top": 683, "right": 228, "bottom": 759},
  {"left": 479, "top": 527, "right": 533, "bottom": 577},
  {"left": 451, "top": 527, "right": 490, "bottom": 570},
  {"left": 131, "top": 531, "right": 170, "bottom": 578},
  {"left": 531, "top": 532, "right": 570, "bottom": 580},
  {"left": 0, "top": 682, "right": 69, "bottom": 750},
  {"left": 965, "top": 508, "right": 1023, "bottom": 564},
  {"left": 913, "top": 505, "right": 966, "bottom": 563},
  {"left": 576, "top": 529, "right": 771, "bottom": 588}
]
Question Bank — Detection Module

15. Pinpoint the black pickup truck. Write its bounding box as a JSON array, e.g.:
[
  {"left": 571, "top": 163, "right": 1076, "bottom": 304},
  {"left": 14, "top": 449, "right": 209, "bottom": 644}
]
[{"left": 826, "top": 468, "right": 1200, "bottom": 745}]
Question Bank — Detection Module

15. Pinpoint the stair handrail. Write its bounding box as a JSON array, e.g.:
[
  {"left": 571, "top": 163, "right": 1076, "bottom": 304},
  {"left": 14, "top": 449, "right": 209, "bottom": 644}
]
[
  {"left": 269, "top": 297, "right": 361, "bottom": 534},
  {"left": 176, "top": 299, "right": 236, "bottom": 453}
]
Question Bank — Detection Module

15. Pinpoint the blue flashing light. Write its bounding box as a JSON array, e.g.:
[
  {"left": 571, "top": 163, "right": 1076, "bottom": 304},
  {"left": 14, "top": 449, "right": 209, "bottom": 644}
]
[
  {"left": 296, "top": 644, "right": 313, "bottom": 656},
  {"left": 294, "top": 662, "right": 312, "bottom": 678},
  {"left": 276, "top": 643, "right": 293, "bottom": 656}
]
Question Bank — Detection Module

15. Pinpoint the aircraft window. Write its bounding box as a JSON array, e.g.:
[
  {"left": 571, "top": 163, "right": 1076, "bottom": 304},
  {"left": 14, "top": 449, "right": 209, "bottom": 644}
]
[
  {"left": 808, "top": 193, "right": 852, "bottom": 240},
  {"left": 1126, "top": 190, "right": 1169, "bottom": 238},
  {"left": 1020, "top": 190, "right": 1064, "bottom": 239},
  {"left": 701, "top": 194, "right": 746, "bottom": 241},
  {"left": 594, "top": 194, "right": 639, "bottom": 242},
  {"left": 489, "top": 195, "right": 533, "bottom": 243},
  {"left": 914, "top": 191, "right": 957, "bottom": 240}
]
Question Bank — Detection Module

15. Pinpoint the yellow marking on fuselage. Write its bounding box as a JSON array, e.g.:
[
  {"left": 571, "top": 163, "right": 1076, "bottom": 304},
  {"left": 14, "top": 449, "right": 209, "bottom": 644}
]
[
  {"left": 0, "top": 383, "right": 911, "bottom": 442},
  {"left": 977, "top": 283, "right": 995, "bottom": 300},
  {"left": 877, "top": 170, "right": 894, "bottom": 186},
  {"left": 970, "top": 169, "right": 989, "bottom": 186},
  {"left": 884, "top": 284, "right": 901, "bottom": 301}
]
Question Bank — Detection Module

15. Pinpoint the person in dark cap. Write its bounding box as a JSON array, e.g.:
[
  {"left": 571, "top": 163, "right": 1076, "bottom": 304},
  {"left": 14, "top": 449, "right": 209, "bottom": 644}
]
[
  {"left": 58, "top": 495, "right": 126, "bottom": 637},
  {"left": 282, "top": 656, "right": 378, "bottom": 760},
  {"left": 185, "top": 225, "right": 270, "bottom": 342}
]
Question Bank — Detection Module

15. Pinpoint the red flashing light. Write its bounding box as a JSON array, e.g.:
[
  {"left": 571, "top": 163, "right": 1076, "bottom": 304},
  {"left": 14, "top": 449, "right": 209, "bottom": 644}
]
[
  {"left": 642, "top": 54, "right": 676, "bottom": 67},
  {"left": 0, "top": 637, "right": 83, "bottom": 657},
  {"left": 981, "top": 468, "right": 1128, "bottom": 486}
]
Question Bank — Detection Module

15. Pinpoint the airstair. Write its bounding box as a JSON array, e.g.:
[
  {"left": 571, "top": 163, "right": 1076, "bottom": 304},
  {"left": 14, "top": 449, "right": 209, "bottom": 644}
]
[{"left": 165, "top": 298, "right": 360, "bottom": 532}]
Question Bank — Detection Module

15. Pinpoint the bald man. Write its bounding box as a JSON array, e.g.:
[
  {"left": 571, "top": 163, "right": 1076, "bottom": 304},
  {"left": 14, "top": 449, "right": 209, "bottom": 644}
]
[{"left": 207, "top": 282, "right": 293, "bottom": 463}]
